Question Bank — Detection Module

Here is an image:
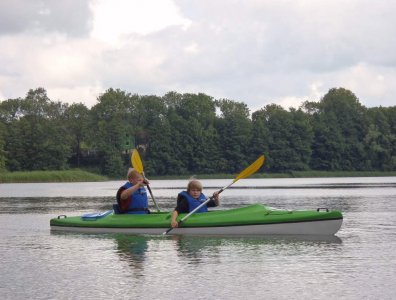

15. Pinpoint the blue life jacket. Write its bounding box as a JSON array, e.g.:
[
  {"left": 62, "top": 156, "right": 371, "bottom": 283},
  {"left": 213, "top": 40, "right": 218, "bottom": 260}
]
[
  {"left": 122, "top": 182, "right": 149, "bottom": 214},
  {"left": 179, "top": 191, "right": 208, "bottom": 213}
]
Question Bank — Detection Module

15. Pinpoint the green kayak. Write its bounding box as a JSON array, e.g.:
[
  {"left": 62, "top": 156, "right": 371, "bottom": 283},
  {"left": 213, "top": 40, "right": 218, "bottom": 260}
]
[{"left": 50, "top": 204, "right": 343, "bottom": 236}]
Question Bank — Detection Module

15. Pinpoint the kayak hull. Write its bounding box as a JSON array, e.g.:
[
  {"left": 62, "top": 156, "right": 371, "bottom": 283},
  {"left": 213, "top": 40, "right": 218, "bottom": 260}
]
[
  {"left": 51, "top": 219, "right": 342, "bottom": 235},
  {"left": 50, "top": 204, "right": 343, "bottom": 236}
]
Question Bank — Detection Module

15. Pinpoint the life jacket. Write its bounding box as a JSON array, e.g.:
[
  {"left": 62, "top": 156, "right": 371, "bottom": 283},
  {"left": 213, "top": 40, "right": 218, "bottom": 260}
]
[
  {"left": 179, "top": 191, "right": 208, "bottom": 213},
  {"left": 120, "top": 182, "right": 149, "bottom": 214}
]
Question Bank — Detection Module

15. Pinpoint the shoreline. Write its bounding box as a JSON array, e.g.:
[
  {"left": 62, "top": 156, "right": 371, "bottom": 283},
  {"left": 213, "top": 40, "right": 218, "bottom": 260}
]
[{"left": 1, "top": 169, "right": 395, "bottom": 183}]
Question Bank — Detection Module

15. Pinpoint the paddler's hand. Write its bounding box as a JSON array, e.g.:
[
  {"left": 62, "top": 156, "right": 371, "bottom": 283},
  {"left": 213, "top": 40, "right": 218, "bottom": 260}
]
[
  {"left": 212, "top": 191, "right": 220, "bottom": 206},
  {"left": 171, "top": 220, "right": 179, "bottom": 228},
  {"left": 212, "top": 191, "right": 219, "bottom": 200},
  {"left": 136, "top": 178, "right": 148, "bottom": 186}
]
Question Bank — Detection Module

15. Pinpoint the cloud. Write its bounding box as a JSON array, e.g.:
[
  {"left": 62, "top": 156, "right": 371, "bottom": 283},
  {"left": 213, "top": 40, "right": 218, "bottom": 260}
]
[
  {"left": 90, "top": 0, "right": 191, "bottom": 42},
  {"left": 0, "top": 0, "right": 396, "bottom": 110},
  {"left": 0, "top": 0, "right": 92, "bottom": 36}
]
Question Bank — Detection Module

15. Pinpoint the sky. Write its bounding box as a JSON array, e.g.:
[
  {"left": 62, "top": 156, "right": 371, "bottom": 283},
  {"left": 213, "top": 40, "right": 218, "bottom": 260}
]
[{"left": 0, "top": 0, "right": 395, "bottom": 111}]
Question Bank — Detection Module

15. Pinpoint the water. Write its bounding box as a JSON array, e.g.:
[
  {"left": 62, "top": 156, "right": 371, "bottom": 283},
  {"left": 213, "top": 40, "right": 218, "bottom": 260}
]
[{"left": 1, "top": 177, "right": 396, "bottom": 299}]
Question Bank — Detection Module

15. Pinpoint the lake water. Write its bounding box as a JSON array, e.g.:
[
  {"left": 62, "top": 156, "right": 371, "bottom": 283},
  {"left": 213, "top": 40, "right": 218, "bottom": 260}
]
[{"left": 1, "top": 177, "right": 396, "bottom": 300}]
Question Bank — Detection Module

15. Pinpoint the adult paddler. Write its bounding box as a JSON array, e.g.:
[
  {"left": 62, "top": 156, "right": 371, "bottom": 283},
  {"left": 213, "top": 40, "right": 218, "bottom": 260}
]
[{"left": 116, "top": 168, "right": 150, "bottom": 214}]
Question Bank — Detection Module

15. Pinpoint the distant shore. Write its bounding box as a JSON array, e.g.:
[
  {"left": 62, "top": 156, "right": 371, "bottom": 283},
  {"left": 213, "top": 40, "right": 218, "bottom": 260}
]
[
  {"left": 150, "top": 170, "right": 396, "bottom": 180},
  {"left": 0, "top": 169, "right": 108, "bottom": 183},
  {"left": 1, "top": 169, "right": 395, "bottom": 183}
]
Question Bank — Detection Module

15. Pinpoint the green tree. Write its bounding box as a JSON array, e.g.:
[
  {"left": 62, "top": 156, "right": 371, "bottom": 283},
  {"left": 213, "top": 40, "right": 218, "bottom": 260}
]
[
  {"left": 251, "top": 109, "right": 270, "bottom": 170},
  {"left": 162, "top": 92, "right": 221, "bottom": 174},
  {"left": 180, "top": 93, "right": 220, "bottom": 173},
  {"left": 323, "top": 88, "right": 367, "bottom": 170},
  {"left": 309, "top": 88, "right": 367, "bottom": 170},
  {"left": 216, "top": 99, "right": 251, "bottom": 173},
  {"left": 64, "top": 103, "right": 90, "bottom": 168},
  {"left": 289, "top": 108, "right": 314, "bottom": 170},
  {"left": 3, "top": 88, "right": 71, "bottom": 171},
  {"left": 310, "top": 111, "right": 344, "bottom": 170},
  {"left": 0, "top": 122, "right": 6, "bottom": 171},
  {"left": 254, "top": 104, "right": 312, "bottom": 172},
  {"left": 385, "top": 106, "right": 396, "bottom": 170},
  {"left": 365, "top": 107, "right": 396, "bottom": 170},
  {"left": 136, "top": 95, "right": 180, "bottom": 175},
  {"left": 89, "top": 88, "right": 136, "bottom": 177},
  {"left": 0, "top": 98, "right": 23, "bottom": 122}
]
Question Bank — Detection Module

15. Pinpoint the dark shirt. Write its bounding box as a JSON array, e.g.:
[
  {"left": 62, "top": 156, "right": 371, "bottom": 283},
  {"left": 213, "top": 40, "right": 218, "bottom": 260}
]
[
  {"left": 116, "top": 186, "right": 130, "bottom": 212},
  {"left": 116, "top": 186, "right": 125, "bottom": 202},
  {"left": 175, "top": 193, "right": 217, "bottom": 214}
]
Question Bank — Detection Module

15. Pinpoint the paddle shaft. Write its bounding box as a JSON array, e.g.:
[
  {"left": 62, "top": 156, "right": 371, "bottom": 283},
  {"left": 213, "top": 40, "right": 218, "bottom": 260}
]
[{"left": 142, "top": 171, "right": 160, "bottom": 212}]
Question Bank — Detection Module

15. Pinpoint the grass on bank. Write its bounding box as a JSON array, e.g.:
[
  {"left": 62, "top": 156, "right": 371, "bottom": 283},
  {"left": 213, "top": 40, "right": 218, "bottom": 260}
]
[
  {"left": 0, "top": 169, "right": 108, "bottom": 183},
  {"left": 1, "top": 169, "right": 395, "bottom": 183}
]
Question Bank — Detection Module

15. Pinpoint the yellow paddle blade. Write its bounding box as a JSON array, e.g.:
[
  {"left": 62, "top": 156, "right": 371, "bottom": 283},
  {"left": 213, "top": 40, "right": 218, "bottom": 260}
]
[
  {"left": 131, "top": 149, "right": 144, "bottom": 174},
  {"left": 233, "top": 155, "right": 265, "bottom": 183}
]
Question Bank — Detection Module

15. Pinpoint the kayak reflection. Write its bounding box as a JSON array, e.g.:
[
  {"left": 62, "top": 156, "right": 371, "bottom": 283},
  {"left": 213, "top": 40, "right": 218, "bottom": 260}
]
[
  {"left": 49, "top": 231, "right": 342, "bottom": 271},
  {"left": 170, "top": 234, "right": 342, "bottom": 264},
  {"left": 113, "top": 234, "right": 149, "bottom": 271}
]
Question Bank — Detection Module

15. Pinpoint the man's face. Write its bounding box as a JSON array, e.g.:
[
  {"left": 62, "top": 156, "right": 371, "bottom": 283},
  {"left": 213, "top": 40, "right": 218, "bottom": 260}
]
[{"left": 130, "top": 173, "right": 143, "bottom": 185}]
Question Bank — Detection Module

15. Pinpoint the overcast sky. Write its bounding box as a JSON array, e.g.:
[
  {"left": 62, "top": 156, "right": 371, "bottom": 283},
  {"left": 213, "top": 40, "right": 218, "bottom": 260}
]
[{"left": 0, "top": 0, "right": 395, "bottom": 111}]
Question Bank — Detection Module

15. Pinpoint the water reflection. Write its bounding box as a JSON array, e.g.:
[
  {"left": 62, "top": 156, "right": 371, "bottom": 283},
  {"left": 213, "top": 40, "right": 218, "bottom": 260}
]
[
  {"left": 113, "top": 234, "right": 148, "bottom": 273},
  {"left": 171, "top": 235, "right": 223, "bottom": 264},
  {"left": 169, "top": 234, "right": 342, "bottom": 265},
  {"left": 50, "top": 231, "right": 342, "bottom": 272}
]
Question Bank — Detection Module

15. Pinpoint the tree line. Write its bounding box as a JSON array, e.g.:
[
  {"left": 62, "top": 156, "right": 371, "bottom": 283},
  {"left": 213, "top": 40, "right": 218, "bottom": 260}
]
[{"left": 0, "top": 87, "right": 395, "bottom": 177}]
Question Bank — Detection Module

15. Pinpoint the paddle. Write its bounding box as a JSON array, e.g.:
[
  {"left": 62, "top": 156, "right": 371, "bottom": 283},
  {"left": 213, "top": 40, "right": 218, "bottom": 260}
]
[
  {"left": 131, "top": 149, "right": 160, "bottom": 212},
  {"left": 163, "top": 155, "right": 265, "bottom": 235}
]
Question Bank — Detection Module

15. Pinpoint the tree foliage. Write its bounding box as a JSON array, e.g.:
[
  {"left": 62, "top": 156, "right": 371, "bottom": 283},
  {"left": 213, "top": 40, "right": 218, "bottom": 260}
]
[
  {"left": 0, "top": 87, "right": 395, "bottom": 176},
  {"left": 1, "top": 88, "right": 71, "bottom": 171}
]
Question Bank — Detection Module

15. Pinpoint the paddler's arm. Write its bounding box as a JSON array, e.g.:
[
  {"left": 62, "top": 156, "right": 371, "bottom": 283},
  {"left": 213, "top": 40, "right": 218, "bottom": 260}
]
[
  {"left": 120, "top": 178, "right": 146, "bottom": 200},
  {"left": 207, "top": 191, "right": 220, "bottom": 207},
  {"left": 171, "top": 195, "right": 189, "bottom": 228},
  {"left": 171, "top": 210, "right": 179, "bottom": 228}
]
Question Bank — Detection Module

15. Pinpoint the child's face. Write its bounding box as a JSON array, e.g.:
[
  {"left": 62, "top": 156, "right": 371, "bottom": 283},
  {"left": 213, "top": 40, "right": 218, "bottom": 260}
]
[{"left": 189, "top": 188, "right": 201, "bottom": 199}]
